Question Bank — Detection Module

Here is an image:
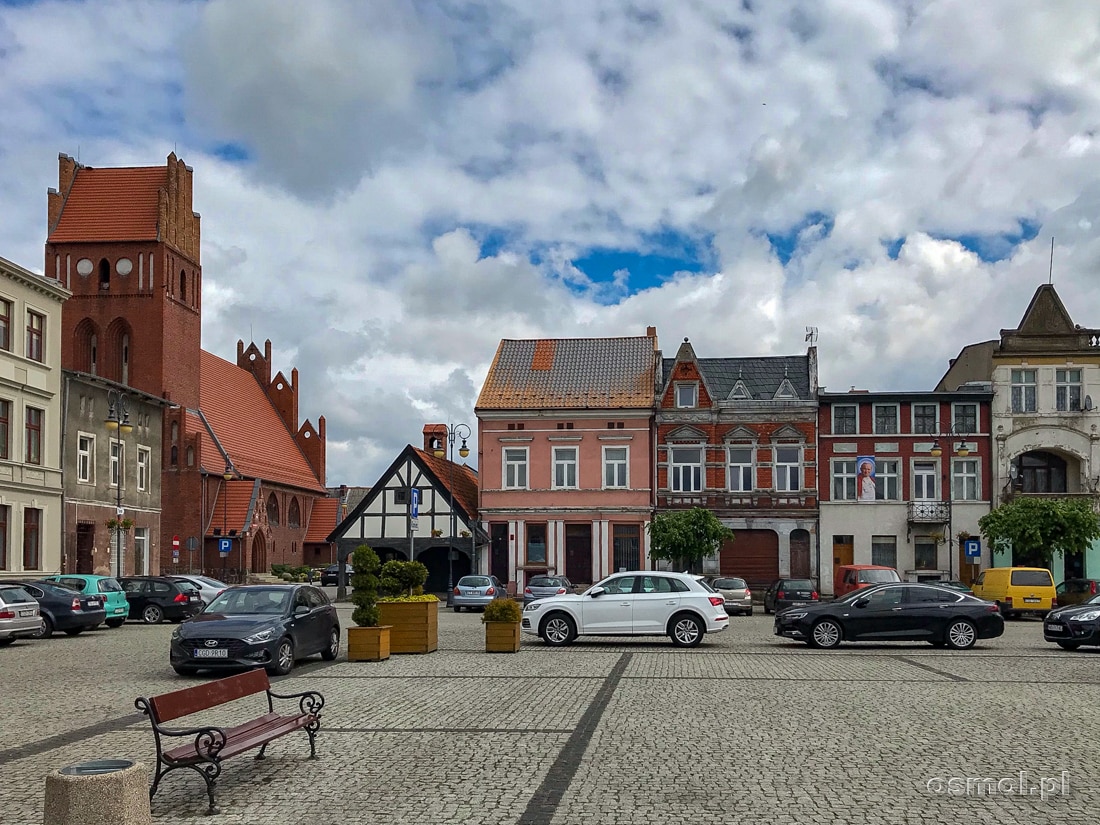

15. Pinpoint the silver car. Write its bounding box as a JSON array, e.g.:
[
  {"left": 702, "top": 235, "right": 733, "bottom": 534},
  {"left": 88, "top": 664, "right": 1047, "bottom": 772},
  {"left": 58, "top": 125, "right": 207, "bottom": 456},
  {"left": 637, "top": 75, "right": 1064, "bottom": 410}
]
[
  {"left": 451, "top": 575, "right": 507, "bottom": 612},
  {"left": 523, "top": 575, "right": 574, "bottom": 606},
  {"left": 0, "top": 584, "right": 42, "bottom": 645},
  {"left": 708, "top": 576, "right": 753, "bottom": 616},
  {"left": 168, "top": 575, "right": 228, "bottom": 607}
]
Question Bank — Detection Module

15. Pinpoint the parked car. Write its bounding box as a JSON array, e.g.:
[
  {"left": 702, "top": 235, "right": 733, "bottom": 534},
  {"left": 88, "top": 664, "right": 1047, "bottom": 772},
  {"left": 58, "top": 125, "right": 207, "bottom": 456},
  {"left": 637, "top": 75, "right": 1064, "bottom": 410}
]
[
  {"left": 452, "top": 575, "right": 507, "bottom": 612},
  {"left": 970, "top": 566, "right": 1056, "bottom": 618},
  {"left": 523, "top": 575, "right": 574, "bottom": 606},
  {"left": 13, "top": 580, "right": 106, "bottom": 638},
  {"left": 1055, "top": 578, "right": 1100, "bottom": 607},
  {"left": 937, "top": 580, "right": 975, "bottom": 593},
  {"left": 320, "top": 563, "right": 353, "bottom": 587},
  {"left": 521, "top": 571, "right": 729, "bottom": 648},
  {"left": 1044, "top": 593, "right": 1100, "bottom": 650},
  {"left": 0, "top": 584, "right": 41, "bottom": 646},
  {"left": 42, "top": 574, "right": 130, "bottom": 627},
  {"left": 833, "top": 565, "right": 901, "bottom": 598},
  {"left": 170, "top": 584, "right": 340, "bottom": 676},
  {"left": 707, "top": 577, "right": 753, "bottom": 616},
  {"left": 118, "top": 576, "right": 203, "bottom": 624},
  {"left": 763, "top": 578, "right": 819, "bottom": 614},
  {"left": 774, "top": 582, "right": 1004, "bottom": 650},
  {"left": 168, "top": 575, "right": 228, "bottom": 606}
]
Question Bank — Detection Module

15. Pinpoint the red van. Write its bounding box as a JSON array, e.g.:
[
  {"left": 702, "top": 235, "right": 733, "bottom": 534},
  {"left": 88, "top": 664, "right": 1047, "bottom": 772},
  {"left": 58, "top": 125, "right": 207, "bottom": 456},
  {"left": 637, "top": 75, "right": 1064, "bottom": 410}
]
[{"left": 833, "top": 565, "right": 901, "bottom": 598}]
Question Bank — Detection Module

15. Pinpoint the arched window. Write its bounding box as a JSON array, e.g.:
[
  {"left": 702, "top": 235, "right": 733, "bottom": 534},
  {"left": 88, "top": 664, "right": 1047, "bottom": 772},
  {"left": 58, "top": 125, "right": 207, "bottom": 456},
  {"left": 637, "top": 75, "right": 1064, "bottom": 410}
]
[
  {"left": 73, "top": 318, "right": 99, "bottom": 374},
  {"left": 121, "top": 333, "right": 129, "bottom": 385},
  {"left": 99, "top": 259, "right": 110, "bottom": 290},
  {"left": 267, "top": 493, "right": 280, "bottom": 527},
  {"left": 170, "top": 445, "right": 178, "bottom": 466},
  {"left": 179, "top": 270, "right": 187, "bottom": 303},
  {"left": 186, "top": 446, "right": 195, "bottom": 467},
  {"left": 171, "top": 421, "right": 179, "bottom": 444},
  {"left": 90, "top": 334, "right": 97, "bottom": 375},
  {"left": 288, "top": 498, "right": 301, "bottom": 528}
]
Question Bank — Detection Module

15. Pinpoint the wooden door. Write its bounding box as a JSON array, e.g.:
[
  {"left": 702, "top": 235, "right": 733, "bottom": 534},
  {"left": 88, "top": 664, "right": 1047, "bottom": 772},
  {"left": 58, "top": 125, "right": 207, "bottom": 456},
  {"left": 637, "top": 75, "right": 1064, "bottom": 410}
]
[
  {"left": 790, "top": 529, "right": 812, "bottom": 578},
  {"left": 490, "top": 523, "right": 509, "bottom": 583},
  {"left": 75, "top": 522, "right": 95, "bottom": 574},
  {"left": 832, "top": 535, "right": 854, "bottom": 590},
  {"left": 565, "top": 524, "right": 592, "bottom": 584}
]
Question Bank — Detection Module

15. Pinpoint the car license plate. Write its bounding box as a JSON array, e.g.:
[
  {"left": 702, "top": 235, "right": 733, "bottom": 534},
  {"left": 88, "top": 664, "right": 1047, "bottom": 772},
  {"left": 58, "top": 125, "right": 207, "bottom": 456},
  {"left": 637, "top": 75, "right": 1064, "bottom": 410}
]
[
  {"left": 464, "top": 590, "right": 478, "bottom": 596},
  {"left": 87, "top": 600, "right": 100, "bottom": 608},
  {"left": 1047, "top": 623, "right": 1063, "bottom": 631},
  {"left": 189, "top": 595, "right": 201, "bottom": 602},
  {"left": 113, "top": 607, "right": 126, "bottom": 614},
  {"left": 19, "top": 608, "right": 35, "bottom": 617},
  {"left": 193, "top": 648, "right": 228, "bottom": 658},
  {"left": 1024, "top": 598, "right": 1040, "bottom": 603}
]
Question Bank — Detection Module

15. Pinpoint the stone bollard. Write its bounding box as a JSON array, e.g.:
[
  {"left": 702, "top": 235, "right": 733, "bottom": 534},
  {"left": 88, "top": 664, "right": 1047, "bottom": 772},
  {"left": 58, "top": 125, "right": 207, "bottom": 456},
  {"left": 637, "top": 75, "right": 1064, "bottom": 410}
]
[{"left": 44, "top": 760, "right": 151, "bottom": 825}]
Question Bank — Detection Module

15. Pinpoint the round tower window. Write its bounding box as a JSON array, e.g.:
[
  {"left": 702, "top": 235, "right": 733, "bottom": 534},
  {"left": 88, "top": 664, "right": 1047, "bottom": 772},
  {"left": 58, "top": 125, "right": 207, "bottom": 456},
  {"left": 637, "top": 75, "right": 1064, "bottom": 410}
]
[
  {"left": 116, "top": 258, "right": 133, "bottom": 275},
  {"left": 76, "top": 258, "right": 93, "bottom": 276}
]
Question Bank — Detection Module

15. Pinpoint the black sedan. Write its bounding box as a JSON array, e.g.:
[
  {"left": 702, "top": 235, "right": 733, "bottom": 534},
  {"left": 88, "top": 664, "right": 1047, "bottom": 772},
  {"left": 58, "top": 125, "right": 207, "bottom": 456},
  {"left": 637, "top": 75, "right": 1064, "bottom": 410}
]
[
  {"left": 773, "top": 583, "right": 1004, "bottom": 650},
  {"left": 119, "top": 576, "right": 203, "bottom": 624},
  {"left": 320, "top": 563, "right": 353, "bottom": 587},
  {"left": 170, "top": 584, "right": 340, "bottom": 676},
  {"left": 13, "top": 580, "right": 106, "bottom": 638},
  {"left": 763, "top": 578, "right": 819, "bottom": 614},
  {"left": 1044, "top": 594, "right": 1100, "bottom": 650}
]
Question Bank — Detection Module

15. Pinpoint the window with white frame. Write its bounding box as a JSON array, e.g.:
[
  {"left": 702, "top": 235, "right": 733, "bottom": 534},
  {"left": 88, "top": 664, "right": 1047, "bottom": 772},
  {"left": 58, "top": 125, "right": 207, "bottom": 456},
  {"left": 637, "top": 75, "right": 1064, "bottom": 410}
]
[
  {"left": 133, "top": 527, "right": 149, "bottom": 576},
  {"left": 832, "top": 405, "right": 857, "bottom": 434},
  {"left": 774, "top": 446, "right": 801, "bottom": 492},
  {"left": 1011, "top": 369, "right": 1037, "bottom": 413},
  {"left": 110, "top": 441, "right": 124, "bottom": 487},
  {"left": 832, "top": 459, "right": 856, "bottom": 500},
  {"left": 1056, "top": 369, "right": 1082, "bottom": 412},
  {"left": 77, "top": 434, "right": 94, "bottom": 483},
  {"left": 503, "top": 448, "right": 528, "bottom": 489},
  {"left": 912, "top": 461, "right": 937, "bottom": 499},
  {"left": 727, "top": 446, "right": 753, "bottom": 492},
  {"left": 871, "top": 536, "right": 897, "bottom": 568},
  {"left": 912, "top": 403, "right": 938, "bottom": 434},
  {"left": 873, "top": 404, "right": 898, "bottom": 434},
  {"left": 603, "top": 446, "right": 628, "bottom": 488},
  {"left": 553, "top": 446, "right": 578, "bottom": 489},
  {"left": 953, "top": 402, "right": 978, "bottom": 433},
  {"left": 952, "top": 458, "right": 979, "bottom": 501},
  {"left": 670, "top": 446, "right": 703, "bottom": 492},
  {"left": 875, "top": 459, "right": 900, "bottom": 501},
  {"left": 675, "top": 383, "right": 698, "bottom": 409},
  {"left": 137, "top": 446, "right": 151, "bottom": 491}
]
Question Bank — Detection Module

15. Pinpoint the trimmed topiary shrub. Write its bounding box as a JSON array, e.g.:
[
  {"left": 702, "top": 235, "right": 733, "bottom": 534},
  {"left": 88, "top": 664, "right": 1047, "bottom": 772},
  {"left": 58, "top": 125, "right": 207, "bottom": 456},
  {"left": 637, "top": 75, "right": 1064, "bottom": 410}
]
[
  {"left": 351, "top": 545, "right": 382, "bottom": 627},
  {"left": 379, "top": 560, "right": 435, "bottom": 600},
  {"left": 482, "top": 598, "right": 521, "bottom": 623}
]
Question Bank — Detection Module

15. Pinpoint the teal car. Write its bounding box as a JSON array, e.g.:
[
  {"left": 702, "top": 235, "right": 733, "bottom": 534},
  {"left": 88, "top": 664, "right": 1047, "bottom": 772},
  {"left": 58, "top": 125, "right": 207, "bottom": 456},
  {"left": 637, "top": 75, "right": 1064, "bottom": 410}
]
[{"left": 43, "top": 574, "right": 130, "bottom": 627}]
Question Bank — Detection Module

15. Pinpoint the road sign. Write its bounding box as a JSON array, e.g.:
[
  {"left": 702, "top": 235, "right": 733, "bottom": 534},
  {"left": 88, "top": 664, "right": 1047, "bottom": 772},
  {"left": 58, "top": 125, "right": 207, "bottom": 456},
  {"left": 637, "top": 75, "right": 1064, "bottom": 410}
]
[
  {"left": 172, "top": 535, "right": 180, "bottom": 549},
  {"left": 964, "top": 538, "right": 981, "bottom": 558},
  {"left": 218, "top": 537, "right": 231, "bottom": 557},
  {"left": 411, "top": 488, "right": 419, "bottom": 519},
  {"left": 186, "top": 536, "right": 198, "bottom": 551}
]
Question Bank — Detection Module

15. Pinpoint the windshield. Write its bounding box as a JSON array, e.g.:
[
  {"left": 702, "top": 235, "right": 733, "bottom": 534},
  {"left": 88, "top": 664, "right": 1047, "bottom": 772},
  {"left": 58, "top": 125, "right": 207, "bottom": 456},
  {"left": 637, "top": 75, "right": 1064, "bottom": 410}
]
[
  {"left": 458, "top": 576, "right": 491, "bottom": 588},
  {"left": 97, "top": 578, "right": 123, "bottom": 593},
  {"left": 206, "top": 588, "right": 290, "bottom": 615},
  {"left": 785, "top": 579, "right": 815, "bottom": 590},
  {"left": 529, "top": 577, "right": 563, "bottom": 587},
  {"left": 859, "top": 569, "right": 900, "bottom": 583},
  {"left": 712, "top": 578, "right": 746, "bottom": 589},
  {"left": 0, "top": 586, "right": 35, "bottom": 604},
  {"left": 1011, "top": 570, "right": 1053, "bottom": 587}
]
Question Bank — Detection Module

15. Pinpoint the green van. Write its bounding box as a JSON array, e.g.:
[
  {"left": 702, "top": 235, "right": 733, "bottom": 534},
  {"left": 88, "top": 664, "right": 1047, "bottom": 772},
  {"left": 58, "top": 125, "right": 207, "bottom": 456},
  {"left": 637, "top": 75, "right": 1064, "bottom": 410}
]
[{"left": 43, "top": 574, "right": 130, "bottom": 627}]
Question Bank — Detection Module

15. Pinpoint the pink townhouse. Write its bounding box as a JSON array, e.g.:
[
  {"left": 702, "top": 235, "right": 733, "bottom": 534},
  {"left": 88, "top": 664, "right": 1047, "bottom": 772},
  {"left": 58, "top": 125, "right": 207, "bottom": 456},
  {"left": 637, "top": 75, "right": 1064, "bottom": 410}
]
[{"left": 476, "top": 329, "right": 660, "bottom": 591}]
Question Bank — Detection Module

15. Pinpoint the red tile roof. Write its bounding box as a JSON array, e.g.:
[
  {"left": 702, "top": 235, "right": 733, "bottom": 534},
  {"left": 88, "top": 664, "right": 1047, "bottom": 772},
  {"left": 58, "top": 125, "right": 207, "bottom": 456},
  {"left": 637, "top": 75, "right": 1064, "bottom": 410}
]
[
  {"left": 196, "top": 351, "right": 325, "bottom": 493},
  {"left": 48, "top": 167, "right": 166, "bottom": 243},
  {"left": 208, "top": 479, "right": 257, "bottom": 537},
  {"left": 413, "top": 447, "right": 478, "bottom": 519},
  {"left": 304, "top": 498, "right": 340, "bottom": 543}
]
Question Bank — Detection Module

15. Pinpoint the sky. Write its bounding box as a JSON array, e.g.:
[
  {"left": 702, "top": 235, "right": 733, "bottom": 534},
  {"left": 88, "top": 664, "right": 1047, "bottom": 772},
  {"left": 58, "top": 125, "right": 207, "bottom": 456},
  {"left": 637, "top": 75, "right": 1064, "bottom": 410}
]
[{"left": 2, "top": 0, "right": 1100, "bottom": 487}]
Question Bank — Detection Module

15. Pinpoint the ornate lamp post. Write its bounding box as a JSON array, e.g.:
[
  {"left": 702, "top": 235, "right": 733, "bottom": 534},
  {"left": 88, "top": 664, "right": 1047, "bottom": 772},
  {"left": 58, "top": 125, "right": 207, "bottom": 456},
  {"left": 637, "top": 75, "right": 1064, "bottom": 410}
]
[
  {"left": 104, "top": 390, "right": 132, "bottom": 579},
  {"left": 432, "top": 423, "right": 470, "bottom": 602}
]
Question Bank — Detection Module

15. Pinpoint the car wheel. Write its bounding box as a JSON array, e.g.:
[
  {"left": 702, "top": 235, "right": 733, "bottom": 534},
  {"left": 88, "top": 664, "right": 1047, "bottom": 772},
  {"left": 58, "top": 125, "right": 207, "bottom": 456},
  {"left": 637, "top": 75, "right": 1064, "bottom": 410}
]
[
  {"left": 669, "top": 613, "right": 705, "bottom": 648},
  {"left": 453, "top": 606, "right": 461, "bottom": 613},
  {"left": 995, "top": 602, "right": 1013, "bottom": 619},
  {"left": 1057, "top": 641, "right": 1081, "bottom": 650},
  {"left": 945, "top": 619, "right": 977, "bottom": 650},
  {"left": 764, "top": 602, "right": 773, "bottom": 615},
  {"left": 745, "top": 607, "right": 753, "bottom": 617},
  {"left": 320, "top": 628, "right": 339, "bottom": 661},
  {"left": 268, "top": 638, "right": 295, "bottom": 676},
  {"left": 34, "top": 616, "right": 54, "bottom": 639},
  {"left": 142, "top": 605, "right": 163, "bottom": 624},
  {"left": 105, "top": 619, "right": 125, "bottom": 628},
  {"left": 64, "top": 628, "right": 84, "bottom": 637},
  {"left": 0, "top": 638, "right": 13, "bottom": 647},
  {"left": 540, "top": 613, "right": 576, "bottom": 647},
  {"left": 809, "top": 619, "right": 842, "bottom": 649},
  {"left": 172, "top": 665, "right": 198, "bottom": 676}
]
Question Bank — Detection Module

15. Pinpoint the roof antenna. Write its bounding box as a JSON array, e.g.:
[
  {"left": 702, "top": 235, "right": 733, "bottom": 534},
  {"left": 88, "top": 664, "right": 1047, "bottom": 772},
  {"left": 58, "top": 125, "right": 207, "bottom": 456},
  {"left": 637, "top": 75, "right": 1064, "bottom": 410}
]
[{"left": 1048, "top": 236, "right": 1055, "bottom": 285}]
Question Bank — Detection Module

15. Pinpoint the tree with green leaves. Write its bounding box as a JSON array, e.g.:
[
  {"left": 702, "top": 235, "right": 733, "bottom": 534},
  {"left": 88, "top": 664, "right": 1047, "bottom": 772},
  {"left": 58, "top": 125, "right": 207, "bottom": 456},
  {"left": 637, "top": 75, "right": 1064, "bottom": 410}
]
[
  {"left": 350, "top": 545, "right": 381, "bottom": 627},
  {"left": 978, "top": 497, "right": 1100, "bottom": 568},
  {"left": 647, "top": 508, "right": 734, "bottom": 572}
]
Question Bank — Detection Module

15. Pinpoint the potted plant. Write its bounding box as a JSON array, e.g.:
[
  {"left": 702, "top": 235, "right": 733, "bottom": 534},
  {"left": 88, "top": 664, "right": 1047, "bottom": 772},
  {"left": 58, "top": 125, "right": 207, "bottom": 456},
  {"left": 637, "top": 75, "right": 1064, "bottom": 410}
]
[
  {"left": 346, "top": 545, "right": 390, "bottom": 662},
  {"left": 482, "top": 597, "right": 522, "bottom": 653},
  {"left": 377, "top": 560, "right": 438, "bottom": 654}
]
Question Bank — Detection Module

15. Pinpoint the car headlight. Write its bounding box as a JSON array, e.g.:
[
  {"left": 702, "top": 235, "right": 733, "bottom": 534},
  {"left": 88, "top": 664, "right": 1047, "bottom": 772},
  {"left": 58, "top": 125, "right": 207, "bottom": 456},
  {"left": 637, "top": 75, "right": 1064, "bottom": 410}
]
[
  {"left": 524, "top": 603, "right": 542, "bottom": 613},
  {"left": 1072, "top": 610, "right": 1100, "bottom": 622},
  {"left": 171, "top": 626, "right": 182, "bottom": 640},
  {"left": 784, "top": 611, "right": 808, "bottom": 620},
  {"left": 244, "top": 629, "right": 275, "bottom": 644}
]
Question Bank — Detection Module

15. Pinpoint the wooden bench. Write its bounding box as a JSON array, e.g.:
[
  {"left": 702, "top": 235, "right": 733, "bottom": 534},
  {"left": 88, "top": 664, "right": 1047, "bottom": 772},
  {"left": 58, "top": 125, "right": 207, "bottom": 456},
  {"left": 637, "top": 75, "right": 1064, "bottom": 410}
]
[{"left": 135, "top": 669, "right": 324, "bottom": 814}]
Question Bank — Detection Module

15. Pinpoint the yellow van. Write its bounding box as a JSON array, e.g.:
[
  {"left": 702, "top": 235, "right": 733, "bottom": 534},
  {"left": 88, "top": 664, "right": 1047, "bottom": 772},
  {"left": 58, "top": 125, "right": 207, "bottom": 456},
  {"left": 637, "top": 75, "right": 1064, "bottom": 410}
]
[{"left": 971, "top": 567, "right": 1056, "bottom": 619}]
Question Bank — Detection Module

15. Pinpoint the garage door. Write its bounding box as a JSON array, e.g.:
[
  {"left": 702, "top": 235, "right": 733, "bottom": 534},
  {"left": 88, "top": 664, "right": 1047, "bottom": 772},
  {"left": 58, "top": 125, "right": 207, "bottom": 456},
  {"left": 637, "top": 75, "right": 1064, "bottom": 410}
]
[{"left": 720, "top": 530, "right": 779, "bottom": 590}]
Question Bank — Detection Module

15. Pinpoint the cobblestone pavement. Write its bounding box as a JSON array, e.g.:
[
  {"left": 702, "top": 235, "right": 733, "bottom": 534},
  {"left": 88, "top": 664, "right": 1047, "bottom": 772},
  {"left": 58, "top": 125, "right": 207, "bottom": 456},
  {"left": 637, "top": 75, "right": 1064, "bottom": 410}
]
[{"left": 3, "top": 606, "right": 1097, "bottom": 824}]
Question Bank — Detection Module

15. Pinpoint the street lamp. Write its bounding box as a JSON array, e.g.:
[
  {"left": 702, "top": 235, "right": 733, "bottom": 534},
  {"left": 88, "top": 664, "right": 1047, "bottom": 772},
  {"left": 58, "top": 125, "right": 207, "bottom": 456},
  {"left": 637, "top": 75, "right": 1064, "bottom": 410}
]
[
  {"left": 432, "top": 423, "right": 470, "bottom": 603},
  {"left": 928, "top": 422, "right": 972, "bottom": 579},
  {"left": 104, "top": 390, "right": 132, "bottom": 579},
  {"left": 222, "top": 462, "right": 233, "bottom": 582}
]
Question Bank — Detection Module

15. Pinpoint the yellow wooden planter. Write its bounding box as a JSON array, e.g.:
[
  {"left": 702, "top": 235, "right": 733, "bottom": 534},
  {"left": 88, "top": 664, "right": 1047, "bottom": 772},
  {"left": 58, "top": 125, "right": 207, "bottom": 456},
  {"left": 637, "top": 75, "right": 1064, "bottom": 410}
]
[
  {"left": 347, "top": 626, "right": 391, "bottom": 662},
  {"left": 378, "top": 601, "right": 438, "bottom": 654},
  {"left": 485, "top": 621, "right": 521, "bottom": 653}
]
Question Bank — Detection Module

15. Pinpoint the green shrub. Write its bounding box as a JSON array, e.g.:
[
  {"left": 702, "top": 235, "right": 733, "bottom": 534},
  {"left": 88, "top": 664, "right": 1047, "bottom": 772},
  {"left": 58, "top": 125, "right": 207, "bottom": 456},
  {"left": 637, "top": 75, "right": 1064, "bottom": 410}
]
[
  {"left": 379, "top": 560, "right": 432, "bottom": 599},
  {"left": 280, "top": 573, "right": 294, "bottom": 582},
  {"left": 482, "top": 599, "right": 521, "bottom": 623},
  {"left": 272, "top": 564, "right": 290, "bottom": 577},
  {"left": 350, "top": 545, "right": 381, "bottom": 627}
]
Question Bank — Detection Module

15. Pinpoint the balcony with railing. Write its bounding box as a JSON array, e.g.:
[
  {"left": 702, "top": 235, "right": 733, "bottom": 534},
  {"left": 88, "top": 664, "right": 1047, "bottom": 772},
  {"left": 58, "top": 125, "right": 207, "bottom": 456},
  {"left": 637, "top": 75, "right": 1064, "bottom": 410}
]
[{"left": 907, "top": 500, "right": 950, "bottom": 523}]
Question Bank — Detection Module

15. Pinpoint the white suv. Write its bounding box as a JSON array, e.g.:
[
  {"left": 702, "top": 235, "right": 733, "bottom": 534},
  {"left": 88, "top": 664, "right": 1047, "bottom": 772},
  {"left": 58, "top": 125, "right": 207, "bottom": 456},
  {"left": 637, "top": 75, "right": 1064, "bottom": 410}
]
[{"left": 521, "top": 571, "right": 729, "bottom": 647}]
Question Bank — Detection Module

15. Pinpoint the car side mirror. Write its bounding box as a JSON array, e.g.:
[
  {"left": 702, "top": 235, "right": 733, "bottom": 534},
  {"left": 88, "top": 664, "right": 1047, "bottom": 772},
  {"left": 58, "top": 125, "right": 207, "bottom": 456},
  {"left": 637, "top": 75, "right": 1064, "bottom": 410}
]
[
  {"left": 589, "top": 586, "right": 606, "bottom": 598},
  {"left": 853, "top": 597, "right": 870, "bottom": 609},
  {"left": 294, "top": 604, "right": 310, "bottom": 616}
]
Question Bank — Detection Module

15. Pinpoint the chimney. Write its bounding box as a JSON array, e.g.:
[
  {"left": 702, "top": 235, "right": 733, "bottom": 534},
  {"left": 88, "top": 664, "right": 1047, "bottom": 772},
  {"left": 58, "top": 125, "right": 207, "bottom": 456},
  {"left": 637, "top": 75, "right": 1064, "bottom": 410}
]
[{"left": 423, "top": 424, "right": 447, "bottom": 454}]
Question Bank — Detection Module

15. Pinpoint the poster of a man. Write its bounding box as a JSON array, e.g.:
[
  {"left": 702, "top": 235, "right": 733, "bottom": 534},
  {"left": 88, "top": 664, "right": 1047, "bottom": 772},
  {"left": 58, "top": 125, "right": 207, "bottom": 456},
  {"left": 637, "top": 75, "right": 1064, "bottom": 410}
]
[{"left": 857, "top": 457, "right": 876, "bottom": 501}]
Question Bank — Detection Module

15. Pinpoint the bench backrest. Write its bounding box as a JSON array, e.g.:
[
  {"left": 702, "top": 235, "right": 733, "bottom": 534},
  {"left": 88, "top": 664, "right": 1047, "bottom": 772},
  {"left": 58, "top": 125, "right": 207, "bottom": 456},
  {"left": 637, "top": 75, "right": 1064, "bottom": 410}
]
[{"left": 148, "top": 669, "right": 270, "bottom": 723}]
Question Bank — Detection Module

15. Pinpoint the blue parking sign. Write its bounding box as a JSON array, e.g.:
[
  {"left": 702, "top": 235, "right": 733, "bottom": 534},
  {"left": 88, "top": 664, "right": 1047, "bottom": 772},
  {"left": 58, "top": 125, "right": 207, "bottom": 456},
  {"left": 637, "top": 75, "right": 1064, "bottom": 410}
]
[
  {"left": 218, "top": 537, "right": 231, "bottom": 556},
  {"left": 963, "top": 538, "right": 981, "bottom": 558},
  {"left": 411, "top": 488, "right": 419, "bottom": 519}
]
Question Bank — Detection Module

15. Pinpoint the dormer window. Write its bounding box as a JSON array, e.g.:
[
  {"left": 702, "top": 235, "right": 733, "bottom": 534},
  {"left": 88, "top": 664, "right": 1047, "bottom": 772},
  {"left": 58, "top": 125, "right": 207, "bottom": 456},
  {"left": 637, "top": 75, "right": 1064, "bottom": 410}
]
[
  {"left": 675, "top": 383, "right": 698, "bottom": 408},
  {"left": 729, "top": 381, "right": 752, "bottom": 400},
  {"left": 773, "top": 379, "right": 798, "bottom": 400}
]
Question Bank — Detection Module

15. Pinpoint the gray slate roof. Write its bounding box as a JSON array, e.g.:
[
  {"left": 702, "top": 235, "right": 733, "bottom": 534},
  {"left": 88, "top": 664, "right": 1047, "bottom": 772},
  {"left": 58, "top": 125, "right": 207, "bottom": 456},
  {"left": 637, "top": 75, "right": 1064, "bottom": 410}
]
[{"left": 662, "top": 355, "right": 811, "bottom": 401}]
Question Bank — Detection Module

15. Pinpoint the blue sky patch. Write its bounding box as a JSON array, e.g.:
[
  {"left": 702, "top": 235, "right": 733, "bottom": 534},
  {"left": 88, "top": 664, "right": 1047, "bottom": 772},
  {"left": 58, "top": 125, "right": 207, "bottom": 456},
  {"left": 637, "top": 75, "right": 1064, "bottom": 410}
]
[
  {"left": 569, "top": 228, "right": 714, "bottom": 292},
  {"left": 212, "top": 142, "right": 249, "bottom": 162},
  {"left": 764, "top": 211, "right": 833, "bottom": 266},
  {"left": 932, "top": 217, "right": 1041, "bottom": 263},
  {"left": 884, "top": 237, "right": 905, "bottom": 259}
]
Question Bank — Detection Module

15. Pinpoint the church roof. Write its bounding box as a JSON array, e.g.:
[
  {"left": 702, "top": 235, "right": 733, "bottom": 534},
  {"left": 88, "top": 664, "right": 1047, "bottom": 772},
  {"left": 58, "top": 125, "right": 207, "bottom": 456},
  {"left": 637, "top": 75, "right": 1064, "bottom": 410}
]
[
  {"left": 304, "top": 497, "right": 341, "bottom": 543},
  {"left": 47, "top": 166, "right": 165, "bottom": 243}
]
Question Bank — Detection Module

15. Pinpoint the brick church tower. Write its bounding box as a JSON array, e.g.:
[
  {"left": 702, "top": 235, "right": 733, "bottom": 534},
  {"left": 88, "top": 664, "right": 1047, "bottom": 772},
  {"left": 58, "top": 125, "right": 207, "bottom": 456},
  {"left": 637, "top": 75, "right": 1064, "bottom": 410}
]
[{"left": 45, "top": 152, "right": 201, "bottom": 408}]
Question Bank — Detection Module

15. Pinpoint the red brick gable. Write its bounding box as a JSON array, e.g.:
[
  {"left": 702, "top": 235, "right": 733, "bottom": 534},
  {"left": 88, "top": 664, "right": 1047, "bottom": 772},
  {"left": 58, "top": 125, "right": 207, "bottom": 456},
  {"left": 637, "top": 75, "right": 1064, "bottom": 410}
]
[{"left": 304, "top": 497, "right": 340, "bottom": 543}]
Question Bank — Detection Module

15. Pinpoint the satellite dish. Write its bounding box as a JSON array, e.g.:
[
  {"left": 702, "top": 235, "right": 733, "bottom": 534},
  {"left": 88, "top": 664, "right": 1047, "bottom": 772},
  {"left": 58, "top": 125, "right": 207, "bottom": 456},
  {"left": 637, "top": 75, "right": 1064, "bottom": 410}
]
[{"left": 1085, "top": 395, "right": 1094, "bottom": 411}]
